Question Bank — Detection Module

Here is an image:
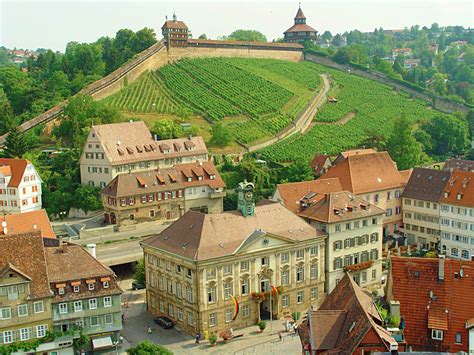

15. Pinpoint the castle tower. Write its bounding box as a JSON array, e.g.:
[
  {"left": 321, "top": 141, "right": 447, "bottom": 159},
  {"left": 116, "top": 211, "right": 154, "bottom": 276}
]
[
  {"left": 283, "top": 5, "right": 317, "bottom": 43},
  {"left": 237, "top": 181, "right": 255, "bottom": 217},
  {"left": 161, "top": 13, "right": 189, "bottom": 47}
]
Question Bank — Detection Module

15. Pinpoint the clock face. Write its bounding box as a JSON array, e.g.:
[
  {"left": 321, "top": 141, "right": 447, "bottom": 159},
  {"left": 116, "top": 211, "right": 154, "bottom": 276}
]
[
  {"left": 262, "top": 238, "right": 269, "bottom": 246},
  {"left": 245, "top": 192, "right": 253, "bottom": 201}
]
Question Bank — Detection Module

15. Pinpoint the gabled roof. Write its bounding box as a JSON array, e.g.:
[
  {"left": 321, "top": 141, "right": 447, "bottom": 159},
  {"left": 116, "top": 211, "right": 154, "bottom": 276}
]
[
  {"left": 439, "top": 170, "right": 474, "bottom": 207},
  {"left": 401, "top": 167, "right": 450, "bottom": 202},
  {"left": 299, "top": 273, "right": 394, "bottom": 353},
  {"left": 443, "top": 158, "right": 474, "bottom": 172},
  {"left": 0, "top": 231, "right": 52, "bottom": 299},
  {"left": 142, "top": 203, "right": 324, "bottom": 261},
  {"left": 0, "top": 158, "right": 29, "bottom": 187},
  {"left": 320, "top": 151, "right": 407, "bottom": 195},
  {"left": 87, "top": 121, "right": 207, "bottom": 165},
  {"left": 161, "top": 20, "right": 188, "bottom": 30},
  {"left": 0, "top": 209, "right": 56, "bottom": 239},
  {"left": 310, "top": 154, "right": 331, "bottom": 175},
  {"left": 274, "top": 178, "right": 343, "bottom": 213},
  {"left": 388, "top": 257, "right": 474, "bottom": 352},
  {"left": 298, "top": 191, "right": 385, "bottom": 223}
]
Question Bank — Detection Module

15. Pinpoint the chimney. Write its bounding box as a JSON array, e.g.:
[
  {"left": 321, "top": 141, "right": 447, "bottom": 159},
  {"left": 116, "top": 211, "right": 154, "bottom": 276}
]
[
  {"left": 438, "top": 255, "right": 445, "bottom": 281},
  {"left": 389, "top": 300, "right": 400, "bottom": 319},
  {"left": 86, "top": 244, "right": 97, "bottom": 258}
]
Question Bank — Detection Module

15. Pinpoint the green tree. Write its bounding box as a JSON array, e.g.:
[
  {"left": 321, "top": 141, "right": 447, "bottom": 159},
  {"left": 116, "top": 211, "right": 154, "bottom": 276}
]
[
  {"left": 3, "top": 126, "right": 29, "bottom": 158},
  {"left": 73, "top": 185, "right": 102, "bottom": 213},
  {"left": 279, "top": 159, "right": 313, "bottom": 183},
  {"left": 209, "top": 123, "right": 232, "bottom": 146},
  {"left": 130, "top": 28, "right": 157, "bottom": 53},
  {"left": 151, "top": 118, "right": 181, "bottom": 139},
  {"left": 228, "top": 30, "right": 267, "bottom": 42},
  {"left": 421, "top": 115, "right": 469, "bottom": 155},
  {"left": 126, "top": 340, "right": 172, "bottom": 355},
  {"left": 333, "top": 47, "right": 351, "bottom": 64},
  {"left": 0, "top": 86, "right": 15, "bottom": 135},
  {"left": 133, "top": 259, "right": 146, "bottom": 285},
  {"left": 321, "top": 31, "right": 333, "bottom": 42},
  {"left": 198, "top": 34, "right": 207, "bottom": 40},
  {"left": 387, "top": 116, "right": 426, "bottom": 169}
]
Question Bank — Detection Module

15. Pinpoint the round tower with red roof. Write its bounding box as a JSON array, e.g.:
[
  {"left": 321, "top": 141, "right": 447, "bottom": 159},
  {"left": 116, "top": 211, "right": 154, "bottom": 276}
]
[{"left": 284, "top": 5, "right": 317, "bottom": 43}]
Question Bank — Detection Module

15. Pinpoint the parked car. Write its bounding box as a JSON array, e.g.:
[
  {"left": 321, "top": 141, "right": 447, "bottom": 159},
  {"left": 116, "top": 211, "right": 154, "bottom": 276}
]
[
  {"left": 131, "top": 281, "right": 146, "bottom": 290},
  {"left": 154, "top": 316, "right": 174, "bottom": 329}
]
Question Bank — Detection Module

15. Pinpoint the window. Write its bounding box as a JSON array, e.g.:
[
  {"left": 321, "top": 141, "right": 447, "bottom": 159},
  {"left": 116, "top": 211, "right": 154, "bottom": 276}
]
[
  {"left": 177, "top": 308, "right": 183, "bottom": 321},
  {"left": 344, "top": 238, "right": 351, "bottom": 249},
  {"left": 296, "top": 267, "right": 304, "bottom": 282},
  {"left": 58, "top": 287, "right": 65, "bottom": 295},
  {"left": 431, "top": 329, "right": 443, "bottom": 340},
  {"left": 370, "top": 233, "right": 379, "bottom": 243},
  {"left": 20, "top": 328, "right": 30, "bottom": 341},
  {"left": 451, "top": 248, "right": 459, "bottom": 257},
  {"left": 455, "top": 332, "right": 462, "bottom": 344},
  {"left": 241, "top": 279, "right": 249, "bottom": 295},
  {"left": 296, "top": 250, "right": 304, "bottom": 259},
  {"left": 374, "top": 194, "right": 379, "bottom": 203},
  {"left": 208, "top": 287, "right": 216, "bottom": 303},
  {"left": 176, "top": 283, "right": 183, "bottom": 299},
  {"left": 34, "top": 301, "right": 44, "bottom": 314},
  {"left": 461, "top": 250, "right": 469, "bottom": 259},
  {"left": 372, "top": 269, "right": 377, "bottom": 280},
  {"left": 90, "top": 316, "right": 99, "bottom": 327},
  {"left": 159, "top": 300, "right": 164, "bottom": 312},
  {"left": 209, "top": 313, "right": 217, "bottom": 327},
  {"left": 0, "top": 307, "right": 11, "bottom": 320},
  {"left": 361, "top": 271, "right": 367, "bottom": 283},
  {"left": 241, "top": 260, "right": 249, "bottom": 271},
  {"left": 74, "top": 301, "right": 83, "bottom": 312},
  {"left": 282, "top": 294, "right": 289, "bottom": 308},
  {"left": 310, "top": 246, "right": 318, "bottom": 256},
  {"left": 297, "top": 290, "right": 304, "bottom": 304},
  {"left": 387, "top": 191, "right": 391, "bottom": 201},
  {"left": 346, "top": 223, "right": 351, "bottom": 230},
  {"left": 372, "top": 218, "right": 377, "bottom": 225},
  {"left": 186, "top": 287, "right": 193, "bottom": 303},
  {"left": 311, "top": 287, "right": 318, "bottom": 300},
  {"left": 7, "top": 285, "right": 18, "bottom": 300},
  {"left": 36, "top": 324, "right": 47, "bottom": 338},
  {"left": 105, "top": 314, "right": 113, "bottom": 325},
  {"left": 261, "top": 256, "right": 269, "bottom": 266},
  {"left": 386, "top": 208, "right": 393, "bottom": 217},
  {"left": 103, "top": 281, "right": 109, "bottom": 289},
  {"left": 242, "top": 304, "right": 250, "bottom": 318},
  {"left": 310, "top": 264, "right": 318, "bottom": 279},
  {"left": 281, "top": 270, "right": 289, "bottom": 285},
  {"left": 223, "top": 264, "right": 232, "bottom": 275},
  {"left": 168, "top": 304, "right": 174, "bottom": 318},
  {"left": 59, "top": 303, "right": 68, "bottom": 314},
  {"left": 225, "top": 308, "right": 233, "bottom": 323},
  {"left": 207, "top": 268, "right": 216, "bottom": 278},
  {"left": 362, "top": 219, "right": 368, "bottom": 227},
  {"left": 73, "top": 285, "right": 80, "bottom": 293},
  {"left": 89, "top": 298, "right": 97, "bottom": 310},
  {"left": 335, "top": 224, "right": 341, "bottom": 232},
  {"left": 167, "top": 279, "right": 174, "bottom": 294},
  {"left": 186, "top": 268, "right": 192, "bottom": 278},
  {"left": 17, "top": 304, "right": 28, "bottom": 317},
  {"left": 334, "top": 258, "right": 342, "bottom": 270},
  {"left": 395, "top": 206, "right": 401, "bottom": 214},
  {"left": 187, "top": 311, "right": 194, "bottom": 326},
  {"left": 103, "top": 296, "right": 112, "bottom": 307},
  {"left": 224, "top": 283, "right": 232, "bottom": 299},
  {"left": 88, "top": 283, "right": 95, "bottom": 291},
  {"left": 333, "top": 240, "right": 342, "bottom": 251},
  {"left": 281, "top": 252, "right": 289, "bottom": 263}
]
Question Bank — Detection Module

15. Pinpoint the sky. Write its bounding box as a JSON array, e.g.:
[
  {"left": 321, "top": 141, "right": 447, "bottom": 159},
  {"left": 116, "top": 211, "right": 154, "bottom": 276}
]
[{"left": 1, "top": 0, "right": 473, "bottom": 52}]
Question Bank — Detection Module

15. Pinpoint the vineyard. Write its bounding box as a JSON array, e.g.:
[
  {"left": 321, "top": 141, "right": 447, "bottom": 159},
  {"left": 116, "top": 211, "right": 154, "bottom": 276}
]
[
  {"left": 104, "top": 58, "right": 322, "bottom": 144},
  {"left": 259, "top": 64, "right": 450, "bottom": 162}
]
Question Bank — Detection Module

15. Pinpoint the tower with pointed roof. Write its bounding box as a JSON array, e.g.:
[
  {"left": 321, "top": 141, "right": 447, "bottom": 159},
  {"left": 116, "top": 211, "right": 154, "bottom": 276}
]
[{"left": 284, "top": 5, "right": 317, "bottom": 43}]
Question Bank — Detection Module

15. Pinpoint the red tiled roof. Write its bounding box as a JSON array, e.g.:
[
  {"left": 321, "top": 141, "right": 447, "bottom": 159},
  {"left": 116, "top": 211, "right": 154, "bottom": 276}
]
[
  {"left": 188, "top": 39, "right": 303, "bottom": 49},
  {"left": 161, "top": 20, "right": 188, "bottom": 30},
  {"left": 284, "top": 23, "right": 317, "bottom": 34},
  {"left": 0, "top": 158, "right": 29, "bottom": 187},
  {"left": 0, "top": 231, "right": 52, "bottom": 299},
  {"left": 310, "top": 154, "right": 331, "bottom": 175},
  {"left": 439, "top": 170, "right": 474, "bottom": 208},
  {"left": 0, "top": 209, "right": 56, "bottom": 239},
  {"left": 320, "top": 151, "right": 406, "bottom": 195},
  {"left": 388, "top": 257, "right": 474, "bottom": 352}
]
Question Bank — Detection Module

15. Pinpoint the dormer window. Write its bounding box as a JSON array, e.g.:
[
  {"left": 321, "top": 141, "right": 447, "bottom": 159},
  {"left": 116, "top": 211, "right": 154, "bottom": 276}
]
[
  {"left": 187, "top": 177, "right": 192, "bottom": 182},
  {"left": 444, "top": 191, "right": 449, "bottom": 198},
  {"left": 103, "top": 281, "right": 109, "bottom": 289},
  {"left": 73, "top": 285, "right": 80, "bottom": 293},
  {"left": 210, "top": 174, "right": 215, "bottom": 180},
  {"left": 58, "top": 287, "right": 65, "bottom": 295},
  {"left": 198, "top": 176, "right": 203, "bottom": 181},
  {"left": 87, "top": 280, "right": 96, "bottom": 291},
  {"left": 457, "top": 193, "right": 462, "bottom": 200}
]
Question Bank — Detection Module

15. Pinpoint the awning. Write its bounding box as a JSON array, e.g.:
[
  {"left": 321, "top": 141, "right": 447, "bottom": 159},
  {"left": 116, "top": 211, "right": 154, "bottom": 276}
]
[
  {"left": 86, "top": 279, "right": 96, "bottom": 284},
  {"left": 100, "top": 277, "right": 111, "bottom": 282},
  {"left": 71, "top": 281, "right": 81, "bottom": 286},
  {"left": 92, "top": 336, "right": 113, "bottom": 350}
]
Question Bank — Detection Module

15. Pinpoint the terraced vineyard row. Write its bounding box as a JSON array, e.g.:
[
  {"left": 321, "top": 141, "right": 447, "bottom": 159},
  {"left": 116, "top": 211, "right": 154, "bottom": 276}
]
[
  {"left": 260, "top": 63, "right": 450, "bottom": 162},
  {"left": 103, "top": 72, "right": 180, "bottom": 114}
]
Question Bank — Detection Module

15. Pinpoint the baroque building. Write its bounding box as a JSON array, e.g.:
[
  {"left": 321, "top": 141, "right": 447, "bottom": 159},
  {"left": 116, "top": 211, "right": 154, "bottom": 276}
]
[{"left": 141, "top": 182, "right": 326, "bottom": 336}]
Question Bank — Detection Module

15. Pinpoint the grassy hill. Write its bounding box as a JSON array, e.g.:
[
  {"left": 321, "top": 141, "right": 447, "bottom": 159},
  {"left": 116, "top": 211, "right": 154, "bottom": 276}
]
[
  {"left": 104, "top": 57, "right": 452, "bottom": 160},
  {"left": 103, "top": 58, "right": 322, "bottom": 145},
  {"left": 259, "top": 64, "right": 453, "bottom": 162}
]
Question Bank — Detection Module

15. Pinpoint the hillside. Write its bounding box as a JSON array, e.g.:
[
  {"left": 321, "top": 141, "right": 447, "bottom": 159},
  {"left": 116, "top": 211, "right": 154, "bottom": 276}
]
[
  {"left": 259, "top": 64, "right": 454, "bottom": 162},
  {"left": 103, "top": 58, "right": 322, "bottom": 145},
  {"left": 104, "top": 57, "right": 455, "bottom": 160}
]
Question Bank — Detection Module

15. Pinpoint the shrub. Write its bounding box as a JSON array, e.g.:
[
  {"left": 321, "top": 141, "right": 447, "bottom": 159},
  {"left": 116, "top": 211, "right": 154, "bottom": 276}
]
[
  {"left": 387, "top": 315, "right": 401, "bottom": 327},
  {"left": 258, "top": 320, "right": 267, "bottom": 330},
  {"left": 371, "top": 290, "right": 379, "bottom": 298},
  {"left": 291, "top": 312, "right": 301, "bottom": 321},
  {"left": 209, "top": 333, "right": 217, "bottom": 344}
]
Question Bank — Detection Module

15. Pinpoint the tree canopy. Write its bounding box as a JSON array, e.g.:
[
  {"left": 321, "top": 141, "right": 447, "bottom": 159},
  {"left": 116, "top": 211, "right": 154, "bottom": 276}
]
[
  {"left": 227, "top": 30, "right": 267, "bottom": 42},
  {"left": 126, "top": 340, "right": 173, "bottom": 355}
]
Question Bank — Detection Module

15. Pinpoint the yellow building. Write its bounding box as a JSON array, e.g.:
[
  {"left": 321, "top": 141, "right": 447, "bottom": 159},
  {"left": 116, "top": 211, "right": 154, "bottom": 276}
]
[
  {"left": 0, "top": 231, "right": 74, "bottom": 354},
  {"left": 141, "top": 182, "right": 326, "bottom": 336}
]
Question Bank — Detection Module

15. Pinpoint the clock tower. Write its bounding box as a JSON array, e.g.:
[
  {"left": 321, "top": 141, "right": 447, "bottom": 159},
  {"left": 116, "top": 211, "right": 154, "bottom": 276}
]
[{"left": 237, "top": 180, "right": 255, "bottom": 217}]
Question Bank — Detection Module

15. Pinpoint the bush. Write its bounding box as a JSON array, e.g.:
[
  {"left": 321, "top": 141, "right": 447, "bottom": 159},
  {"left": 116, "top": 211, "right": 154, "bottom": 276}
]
[
  {"left": 258, "top": 320, "right": 267, "bottom": 330},
  {"left": 387, "top": 315, "right": 401, "bottom": 327},
  {"left": 126, "top": 340, "right": 173, "bottom": 354},
  {"left": 371, "top": 290, "right": 379, "bottom": 298},
  {"left": 291, "top": 311, "right": 301, "bottom": 321},
  {"left": 209, "top": 333, "right": 217, "bottom": 344}
]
